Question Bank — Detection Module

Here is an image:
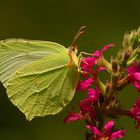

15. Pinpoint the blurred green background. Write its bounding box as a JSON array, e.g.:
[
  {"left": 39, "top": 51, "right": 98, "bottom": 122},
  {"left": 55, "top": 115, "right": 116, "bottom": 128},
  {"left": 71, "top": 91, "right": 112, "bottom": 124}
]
[{"left": 0, "top": 0, "right": 140, "bottom": 140}]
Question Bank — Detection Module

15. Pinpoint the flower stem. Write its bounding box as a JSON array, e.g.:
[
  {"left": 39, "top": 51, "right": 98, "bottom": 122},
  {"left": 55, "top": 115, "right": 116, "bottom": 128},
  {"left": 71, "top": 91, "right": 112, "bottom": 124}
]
[
  {"left": 95, "top": 78, "right": 106, "bottom": 95},
  {"left": 98, "top": 57, "right": 112, "bottom": 73}
]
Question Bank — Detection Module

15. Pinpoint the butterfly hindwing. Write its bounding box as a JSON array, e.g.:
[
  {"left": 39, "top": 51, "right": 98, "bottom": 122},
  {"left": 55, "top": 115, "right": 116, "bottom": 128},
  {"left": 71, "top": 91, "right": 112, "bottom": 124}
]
[{"left": 6, "top": 54, "right": 79, "bottom": 120}]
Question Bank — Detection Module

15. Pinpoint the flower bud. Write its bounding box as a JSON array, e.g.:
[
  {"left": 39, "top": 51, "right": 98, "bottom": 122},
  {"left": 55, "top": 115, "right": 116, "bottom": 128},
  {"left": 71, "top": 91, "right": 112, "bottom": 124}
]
[
  {"left": 111, "top": 57, "right": 118, "bottom": 72},
  {"left": 127, "top": 48, "right": 140, "bottom": 66},
  {"left": 123, "top": 33, "right": 130, "bottom": 48},
  {"left": 123, "top": 27, "right": 140, "bottom": 50},
  {"left": 119, "top": 48, "right": 131, "bottom": 68},
  {"left": 105, "top": 81, "right": 111, "bottom": 94},
  {"left": 117, "top": 49, "right": 123, "bottom": 61}
]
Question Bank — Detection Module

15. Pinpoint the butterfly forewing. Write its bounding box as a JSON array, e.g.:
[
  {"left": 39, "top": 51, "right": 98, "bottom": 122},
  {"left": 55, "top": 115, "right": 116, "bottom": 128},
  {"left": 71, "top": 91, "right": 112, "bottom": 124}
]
[{"left": 0, "top": 39, "right": 67, "bottom": 85}]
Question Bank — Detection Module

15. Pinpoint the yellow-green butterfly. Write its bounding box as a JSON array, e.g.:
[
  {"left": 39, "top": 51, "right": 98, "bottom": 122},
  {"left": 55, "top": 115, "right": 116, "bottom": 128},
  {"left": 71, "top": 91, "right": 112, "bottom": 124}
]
[{"left": 0, "top": 27, "right": 86, "bottom": 120}]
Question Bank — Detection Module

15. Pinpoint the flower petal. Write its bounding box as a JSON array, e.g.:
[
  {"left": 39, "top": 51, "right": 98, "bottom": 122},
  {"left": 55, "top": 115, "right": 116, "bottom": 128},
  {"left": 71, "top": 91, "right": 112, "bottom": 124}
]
[
  {"left": 77, "top": 78, "right": 93, "bottom": 91},
  {"left": 133, "top": 81, "right": 140, "bottom": 92},
  {"left": 129, "top": 98, "right": 140, "bottom": 128},
  {"left": 127, "top": 62, "right": 140, "bottom": 92},
  {"left": 86, "top": 125, "right": 101, "bottom": 136},
  {"left": 64, "top": 112, "right": 81, "bottom": 123},
  {"left": 101, "top": 44, "right": 114, "bottom": 52},
  {"left": 110, "top": 130, "right": 126, "bottom": 140},
  {"left": 87, "top": 88, "right": 100, "bottom": 102},
  {"left": 133, "top": 72, "right": 140, "bottom": 81},
  {"left": 104, "top": 121, "right": 114, "bottom": 134},
  {"left": 93, "top": 50, "right": 101, "bottom": 58}
]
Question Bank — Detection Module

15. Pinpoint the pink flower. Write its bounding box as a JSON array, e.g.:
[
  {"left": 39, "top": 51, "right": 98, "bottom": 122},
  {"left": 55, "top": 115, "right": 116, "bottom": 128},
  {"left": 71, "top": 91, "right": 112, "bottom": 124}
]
[
  {"left": 129, "top": 98, "right": 140, "bottom": 128},
  {"left": 86, "top": 121, "right": 126, "bottom": 140},
  {"left": 102, "top": 44, "right": 115, "bottom": 52},
  {"left": 80, "top": 98, "right": 95, "bottom": 119},
  {"left": 81, "top": 57, "right": 97, "bottom": 73},
  {"left": 86, "top": 125, "right": 101, "bottom": 136},
  {"left": 93, "top": 44, "right": 114, "bottom": 59},
  {"left": 87, "top": 88, "right": 101, "bottom": 103},
  {"left": 127, "top": 62, "right": 140, "bottom": 92},
  {"left": 78, "top": 88, "right": 101, "bottom": 120},
  {"left": 78, "top": 44, "right": 113, "bottom": 93},
  {"left": 93, "top": 44, "right": 114, "bottom": 58},
  {"left": 64, "top": 92, "right": 97, "bottom": 124},
  {"left": 64, "top": 112, "right": 82, "bottom": 123},
  {"left": 64, "top": 100, "right": 94, "bottom": 123},
  {"left": 104, "top": 121, "right": 115, "bottom": 135},
  {"left": 111, "top": 130, "right": 126, "bottom": 140},
  {"left": 77, "top": 78, "right": 93, "bottom": 91},
  {"left": 81, "top": 44, "right": 114, "bottom": 73},
  {"left": 77, "top": 66, "right": 106, "bottom": 92}
]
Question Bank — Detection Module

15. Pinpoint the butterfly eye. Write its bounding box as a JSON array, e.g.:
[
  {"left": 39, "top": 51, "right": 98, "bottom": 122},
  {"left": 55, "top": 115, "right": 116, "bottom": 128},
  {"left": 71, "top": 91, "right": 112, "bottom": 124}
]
[{"left": 72, "top": 47, "right": 75, "bottom": 51}]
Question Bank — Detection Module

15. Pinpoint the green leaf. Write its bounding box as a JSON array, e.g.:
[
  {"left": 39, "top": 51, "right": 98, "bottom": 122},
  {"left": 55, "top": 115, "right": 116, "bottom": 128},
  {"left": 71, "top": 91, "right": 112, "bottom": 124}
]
[
  {"left": 0, "top": 39, "right": 67, "bottom": 85},
  {"left": 0, "top": 39, "right": 79, "bottom": 120}
]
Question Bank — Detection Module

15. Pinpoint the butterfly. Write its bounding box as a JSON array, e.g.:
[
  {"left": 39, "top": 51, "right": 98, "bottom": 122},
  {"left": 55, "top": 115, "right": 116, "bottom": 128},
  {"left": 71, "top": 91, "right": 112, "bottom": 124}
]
[{"left": 0, "top": 26, "right": 86, "bottom": 120}]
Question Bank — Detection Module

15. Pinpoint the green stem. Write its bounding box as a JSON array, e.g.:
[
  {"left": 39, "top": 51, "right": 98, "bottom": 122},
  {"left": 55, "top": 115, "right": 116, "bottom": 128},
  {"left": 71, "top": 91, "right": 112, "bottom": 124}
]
[
  {"left": 98, "top": 57, "right": 112, "bottom": 73},
  {"left": 127, "top": 54, "right": 138, "bottom": 66},
  {"left": 95, "top": 78, "right": 106, "bottom": 95}
]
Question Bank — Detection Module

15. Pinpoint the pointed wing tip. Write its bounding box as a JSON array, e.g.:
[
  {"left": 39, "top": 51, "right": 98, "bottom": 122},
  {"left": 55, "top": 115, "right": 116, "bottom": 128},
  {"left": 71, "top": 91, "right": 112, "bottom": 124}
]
[{"left": 25, "top": 115, "right": 34, "bottom": 121}]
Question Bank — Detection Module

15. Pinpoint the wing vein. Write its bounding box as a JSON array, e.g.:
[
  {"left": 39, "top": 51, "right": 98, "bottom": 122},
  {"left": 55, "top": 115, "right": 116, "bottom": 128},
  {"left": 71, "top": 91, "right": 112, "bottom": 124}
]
[{"left": 23, "top": 68, "right": 65, "bottom": 118}]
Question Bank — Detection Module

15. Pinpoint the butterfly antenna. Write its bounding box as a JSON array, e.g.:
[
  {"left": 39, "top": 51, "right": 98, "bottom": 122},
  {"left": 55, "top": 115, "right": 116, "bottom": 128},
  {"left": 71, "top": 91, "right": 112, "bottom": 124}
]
[{"left": 71, "top": 26, "right": 87, "bottom": 49}]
